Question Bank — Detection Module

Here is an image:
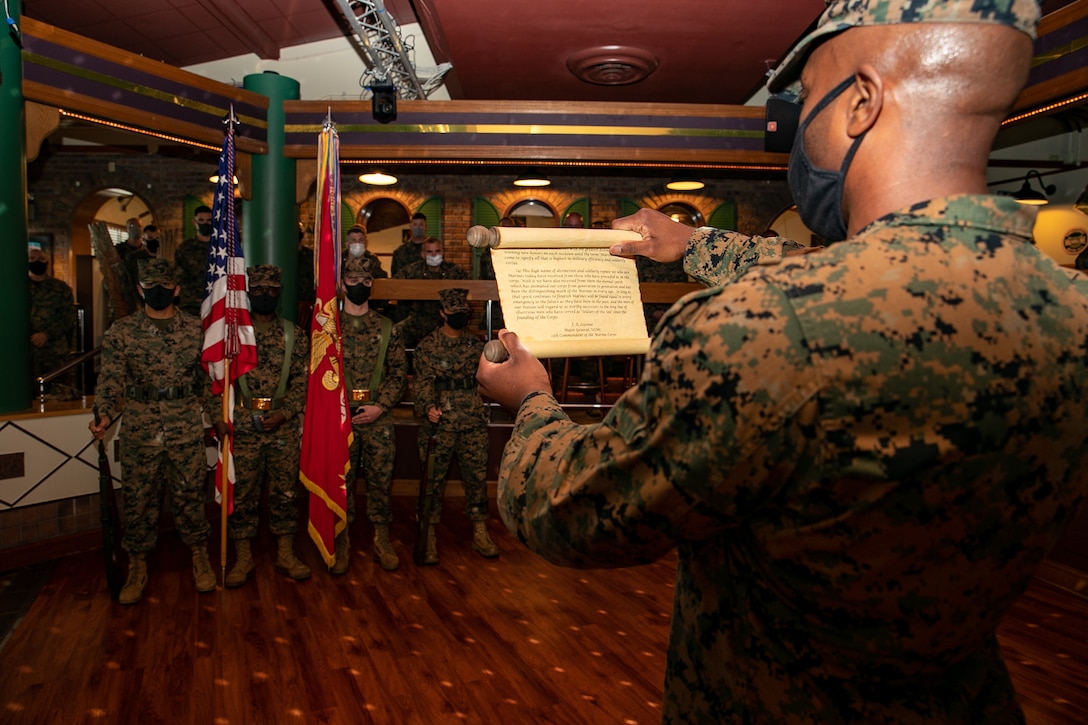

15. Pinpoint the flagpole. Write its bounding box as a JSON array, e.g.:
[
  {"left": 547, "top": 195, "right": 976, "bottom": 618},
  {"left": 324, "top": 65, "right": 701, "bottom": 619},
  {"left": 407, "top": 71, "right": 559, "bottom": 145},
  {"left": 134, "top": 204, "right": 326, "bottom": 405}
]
[{"left": 219, "top": 355, "right": 231, "bottom": 584}]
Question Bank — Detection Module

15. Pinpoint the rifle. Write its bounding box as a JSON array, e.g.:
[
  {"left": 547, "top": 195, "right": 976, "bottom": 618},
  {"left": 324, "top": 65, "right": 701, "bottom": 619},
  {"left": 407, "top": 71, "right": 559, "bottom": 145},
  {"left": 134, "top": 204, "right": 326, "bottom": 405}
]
[
  {"left": 93, "top": 405, "right": 125, "bottom": 599},
  {"left": 413, "top": 423, "right": 439, "bottom": 566}
]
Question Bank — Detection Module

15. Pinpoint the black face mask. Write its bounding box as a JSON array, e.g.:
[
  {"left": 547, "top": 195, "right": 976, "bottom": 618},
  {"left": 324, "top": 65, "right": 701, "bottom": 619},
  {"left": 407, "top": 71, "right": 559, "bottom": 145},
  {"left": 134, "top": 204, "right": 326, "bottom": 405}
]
[
  {"left": 142, "top": 286, "right": 175, "bottom": 311},
  {"left": 145, "top": 238, "right": 160, "bottom": 254},
  {"left": 29, "top": 260, "right": 48, "bottom": 275},
  {"left": 787, "top": 76, "right": 867, "bottom": 243},
  {"left": 445, "top": 312, "right": 469, "bottom": 330},
  {"left": 345, "top": 283, "right": 371, "bottom": 305},
  {"left": 197, "top": 223, "right": 214, "bottom": 237},
  {"left": 249, "top": 294, "right": 280, "bottom": 315}
]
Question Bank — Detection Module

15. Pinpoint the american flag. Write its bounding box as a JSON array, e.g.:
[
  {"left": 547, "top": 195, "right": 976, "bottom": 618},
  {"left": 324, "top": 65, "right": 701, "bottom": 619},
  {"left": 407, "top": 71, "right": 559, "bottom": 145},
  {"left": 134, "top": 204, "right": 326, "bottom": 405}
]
[{"left": 200, "top": 115, "right": 257, "bottom": 513}]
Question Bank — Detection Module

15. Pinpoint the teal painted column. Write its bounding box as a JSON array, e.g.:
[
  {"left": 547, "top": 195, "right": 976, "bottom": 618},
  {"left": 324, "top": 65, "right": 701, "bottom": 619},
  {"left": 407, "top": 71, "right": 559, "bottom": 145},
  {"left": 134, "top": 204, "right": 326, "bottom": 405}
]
[
  {"left": 243, "top": 71, "right": 300, "bottom": 320},
  {"left": 0, "top": 0, "right": 31, "bottom": 412}
]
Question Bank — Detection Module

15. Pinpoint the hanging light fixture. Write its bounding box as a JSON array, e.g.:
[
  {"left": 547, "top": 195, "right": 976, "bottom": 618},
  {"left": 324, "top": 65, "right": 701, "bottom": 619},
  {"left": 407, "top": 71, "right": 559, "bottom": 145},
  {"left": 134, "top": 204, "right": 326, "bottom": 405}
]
[
  {"left": 666, "top": 170, "right": 705, "bottom": 191},
  {"left": 1012, "top": 169, "right": 1056, "bottom": 205},
  {"left": 359, "top": 171, "right": 398, "bottom": 186},
  {"left": 513, "top": 168, "right": 551, "bottom": 187}
]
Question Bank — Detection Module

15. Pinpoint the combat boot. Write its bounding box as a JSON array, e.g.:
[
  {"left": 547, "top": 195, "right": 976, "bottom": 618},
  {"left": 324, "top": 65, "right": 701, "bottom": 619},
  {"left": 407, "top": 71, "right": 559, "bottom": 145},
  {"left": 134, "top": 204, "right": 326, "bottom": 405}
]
[
  {"left": 191, "top": 544, "right": 216, "bottom": 593},
  {"left": 423, "top": 524, "right": 439, "bottom": 565},
  {"left": 119, "top": 553, "right": 147, "bottom": 605},
  {"left": 471, "top": 521, "right": 500, "bottom": 558},
  {"left": 225, "top": 538, "right": 255, "bottom": 588},
  {"left": 372, "top": 525, "right": 400, "bottom": 571},
  {"left": 274, "top": 535, "right": 312, "bottom": 581},
  {"left": 331, "top": 530, "right": 350, "bottom": 576}
]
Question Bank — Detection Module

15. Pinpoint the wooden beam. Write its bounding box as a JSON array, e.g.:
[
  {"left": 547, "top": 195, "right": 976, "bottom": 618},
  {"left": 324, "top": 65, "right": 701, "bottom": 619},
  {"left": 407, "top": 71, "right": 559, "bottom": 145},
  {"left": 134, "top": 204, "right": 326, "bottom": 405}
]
[{"left": 25, "top": 102, "right": 60, "bottom": 163}]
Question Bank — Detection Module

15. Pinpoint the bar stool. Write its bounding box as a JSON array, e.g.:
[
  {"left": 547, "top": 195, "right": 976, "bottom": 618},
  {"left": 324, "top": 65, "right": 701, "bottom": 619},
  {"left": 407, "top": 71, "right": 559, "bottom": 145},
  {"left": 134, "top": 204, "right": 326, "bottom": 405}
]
[{"left": 559, "top": 357, "right": 606, "bottom": 404}]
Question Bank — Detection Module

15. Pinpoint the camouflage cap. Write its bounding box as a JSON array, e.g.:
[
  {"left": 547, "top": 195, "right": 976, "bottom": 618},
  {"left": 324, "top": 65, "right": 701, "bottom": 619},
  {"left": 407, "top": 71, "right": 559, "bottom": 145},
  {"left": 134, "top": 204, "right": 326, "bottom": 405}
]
[
  {"left": 247, "top": 264, "right": 282, "bottom": 287},
  {"left": 342, "top": 255, "right": 374, "bottom": 281},
  {"left": 767, "top": 0, "right": 1041, "bottom": 93},
  {"left": 138, "top": 257, "right": 177, "bottom": 286},
  {"left": 438, "top": 287, "right": 470, "bottom": 313}
]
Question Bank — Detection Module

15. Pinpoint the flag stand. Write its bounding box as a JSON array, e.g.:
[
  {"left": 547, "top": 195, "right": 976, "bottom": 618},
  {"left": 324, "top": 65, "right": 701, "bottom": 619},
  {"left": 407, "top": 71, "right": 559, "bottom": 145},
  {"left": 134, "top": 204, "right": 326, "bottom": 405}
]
[{"left": 219, "top": 356, "right": 231, "bottom": 585}]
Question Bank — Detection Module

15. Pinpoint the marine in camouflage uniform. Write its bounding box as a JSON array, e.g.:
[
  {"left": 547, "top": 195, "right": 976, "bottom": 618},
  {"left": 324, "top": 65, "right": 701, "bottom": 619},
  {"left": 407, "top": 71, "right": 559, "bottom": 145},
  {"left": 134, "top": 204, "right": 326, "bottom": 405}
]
[
  {"left": 413, "top": 288, "right": 499, "bottom": 564},
  {"left": 392, "top": 237, "right": 469, "bottom": 349},
  {"left": 90, "top": 258, "right": 214, "bottom": 604},
  {"left": 390, "top": 212, "right": 431, "bottom": 276},
  {"left": 482, "top": 2, "right": 1085, "bottom": 723},
  {"left": 28, "top": 243, "right": 77, "bottom": 398},
  {"left": 337, "top": 256, "right": 407, "bottom": 573},
  {"left": 216, "top": 265, "right": 312, "bottom": 587},
  {"left": 173, "top": 205, "right": 214, "bottom": 317}
]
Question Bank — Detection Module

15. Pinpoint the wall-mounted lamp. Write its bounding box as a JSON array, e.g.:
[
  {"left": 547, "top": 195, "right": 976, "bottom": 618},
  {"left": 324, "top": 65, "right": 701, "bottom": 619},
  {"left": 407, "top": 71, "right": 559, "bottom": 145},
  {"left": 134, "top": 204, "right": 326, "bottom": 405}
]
[
  {"left": 666, "top": 170, "right": 705, "bottom": 191},
  {"left": 513, "top": 168, "right": 551, "bottom": 187},
  {"left": 209, "top": 174, "right": 239, "bottom": 185},
  {"left": 359, "top": 171, "right": 398, "bottom": 186},
  {"left": 1012, "top": 169, "right": 1056, "bottom": 205}
]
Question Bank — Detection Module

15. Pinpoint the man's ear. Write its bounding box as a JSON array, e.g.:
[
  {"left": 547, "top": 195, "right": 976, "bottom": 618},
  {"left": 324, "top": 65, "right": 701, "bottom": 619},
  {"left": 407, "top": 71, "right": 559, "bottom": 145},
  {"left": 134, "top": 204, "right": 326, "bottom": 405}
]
[{"left": 847, "top": 65, "right": 883, "bottom": 138}]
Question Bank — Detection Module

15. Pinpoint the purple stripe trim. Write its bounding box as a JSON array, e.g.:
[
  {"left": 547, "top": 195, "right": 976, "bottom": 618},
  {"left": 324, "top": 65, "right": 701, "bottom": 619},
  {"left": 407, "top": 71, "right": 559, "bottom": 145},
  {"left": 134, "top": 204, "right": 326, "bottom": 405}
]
[
  {"left": 1033, "top": 13, "right": 1088, "bottom": 54},
  {"left": 285, "top": 110, "right": 763, "bottom": 132},
  {"left": 284, "top": 131, "right": 763, "bottom": 151},
  {"left": 1027, "top": 47, "right": 1088, "bottom": 86},
  {"left": 23, "top": 34, "right": 266, "bottom": 122}
]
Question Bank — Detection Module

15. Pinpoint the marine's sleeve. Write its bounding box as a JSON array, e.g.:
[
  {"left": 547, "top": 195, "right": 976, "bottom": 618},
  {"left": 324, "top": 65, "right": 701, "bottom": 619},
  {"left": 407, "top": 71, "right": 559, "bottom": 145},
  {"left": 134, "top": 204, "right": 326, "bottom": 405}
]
[
  {"left": 40, "top": 280, "right": 77, "bottom": 344},
  {"left": 497, "top": 276, "right": 819, "bottom": 567},
  {"left": 95, "top": 323, "right": 127, "bottom": 423},
  {"left": 282, "top": 324, "right": 309, "bottom": 420},
  {"left": 412, "top": 335, "right": 439, "bottom": 418},
  {"left": 683, "top": 228, "right": 806, "bottom": 287},
  {"left": 376, "top": 320, "right": 407, "bottom": 413}
]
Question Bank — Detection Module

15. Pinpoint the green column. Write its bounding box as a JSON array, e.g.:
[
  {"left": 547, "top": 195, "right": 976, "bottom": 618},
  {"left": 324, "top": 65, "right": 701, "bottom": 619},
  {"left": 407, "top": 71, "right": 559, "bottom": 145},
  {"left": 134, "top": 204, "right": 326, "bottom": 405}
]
[
  {"left": 243, "top": 72, "right": 300, "bottom": 321},
  {"left": 0, "top": 0, "right": 31, "bottom": 412}
]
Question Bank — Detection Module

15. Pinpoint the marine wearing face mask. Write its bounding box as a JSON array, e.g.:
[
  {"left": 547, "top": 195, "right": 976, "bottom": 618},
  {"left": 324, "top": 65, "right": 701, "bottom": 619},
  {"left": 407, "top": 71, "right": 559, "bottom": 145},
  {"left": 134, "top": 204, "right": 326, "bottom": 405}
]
[
  {"left": 479, "top": 2, "right": 1087, "bottom": 723},
  {"left": 411, "top": 287, "right": 499, "bottom": 564}
]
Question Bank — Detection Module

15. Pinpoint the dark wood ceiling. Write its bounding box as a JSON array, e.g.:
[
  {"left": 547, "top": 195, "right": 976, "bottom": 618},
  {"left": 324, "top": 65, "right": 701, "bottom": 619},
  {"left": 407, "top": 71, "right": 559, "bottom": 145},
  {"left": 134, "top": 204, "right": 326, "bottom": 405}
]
[{"left": 22, "top": 0, "right": 825, "bottom": 105}]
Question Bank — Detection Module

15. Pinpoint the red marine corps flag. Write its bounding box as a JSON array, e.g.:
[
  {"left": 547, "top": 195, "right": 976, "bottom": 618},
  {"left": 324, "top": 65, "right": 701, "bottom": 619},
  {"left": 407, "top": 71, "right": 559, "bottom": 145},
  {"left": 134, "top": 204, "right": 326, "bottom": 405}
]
[{"left": 299, "top": 114, "right": 351, "bottom": 566}]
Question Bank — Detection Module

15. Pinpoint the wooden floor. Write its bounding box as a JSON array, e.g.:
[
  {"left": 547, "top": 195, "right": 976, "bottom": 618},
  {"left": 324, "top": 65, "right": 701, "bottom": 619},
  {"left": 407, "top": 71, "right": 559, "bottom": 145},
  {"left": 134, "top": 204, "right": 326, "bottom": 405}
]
[{"left": 1, "top": 497, "right": 1086, "bottom": 724}]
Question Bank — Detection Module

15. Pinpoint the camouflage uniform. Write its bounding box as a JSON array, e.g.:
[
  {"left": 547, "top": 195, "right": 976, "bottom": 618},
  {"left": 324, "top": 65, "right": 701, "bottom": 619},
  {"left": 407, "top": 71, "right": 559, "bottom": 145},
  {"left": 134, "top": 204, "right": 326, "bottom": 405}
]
[
  {"left": 391, "top": 239, "right": 425, "bottom": 276},
  {"left": 94, "top": 259, "right": 210, "bottom": 553},
  {"left": 392, "top": 257, "right": 469, "bottom": 349},
  {"left": 174, "top": 236, "right": 209, "bottom": 317},
  {"left": 636, "top": 255, "right": 688, "bottom": 334},
  {"left": 499, "top": 191, "right": 1088, "bottom": 722},
  {"left": 29, "top": 275, "right": 77, "bottom": 394},
  {"left": 219, "top": 266, "right": 310, "bottom": 539},
  {"left": 413, "top": 289, "right": 490, "bottom": 523},
  {"left": 341, "top": 264, "right": 408, "bottom": 525}
]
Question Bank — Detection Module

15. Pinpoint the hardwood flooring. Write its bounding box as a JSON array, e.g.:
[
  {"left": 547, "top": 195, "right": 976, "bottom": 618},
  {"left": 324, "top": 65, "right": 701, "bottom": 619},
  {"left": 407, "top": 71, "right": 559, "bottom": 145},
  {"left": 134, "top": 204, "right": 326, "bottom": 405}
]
[{"left": 1, "top": 497, "right": 1086, "bottom": 724}]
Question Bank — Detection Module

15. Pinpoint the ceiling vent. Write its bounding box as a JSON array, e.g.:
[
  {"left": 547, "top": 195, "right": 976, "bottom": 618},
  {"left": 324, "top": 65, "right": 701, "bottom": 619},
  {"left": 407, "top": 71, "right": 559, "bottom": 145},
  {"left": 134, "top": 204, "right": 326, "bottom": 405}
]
[{"left": 566, "top": 46, "right": 659, "bottom": 86}]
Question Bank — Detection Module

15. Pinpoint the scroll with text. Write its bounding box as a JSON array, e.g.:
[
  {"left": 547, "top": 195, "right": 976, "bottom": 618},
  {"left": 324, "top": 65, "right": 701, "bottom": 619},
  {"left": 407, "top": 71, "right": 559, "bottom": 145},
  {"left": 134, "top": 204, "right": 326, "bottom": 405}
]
[{"left": 467, "top": 225, "right": 650, "bottom": 358}]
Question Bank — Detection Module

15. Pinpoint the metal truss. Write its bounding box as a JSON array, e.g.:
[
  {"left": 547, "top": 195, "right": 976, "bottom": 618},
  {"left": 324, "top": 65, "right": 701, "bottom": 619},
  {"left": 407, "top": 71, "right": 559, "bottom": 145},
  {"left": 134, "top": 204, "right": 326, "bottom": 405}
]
[{"left": 332, "top": 0, "right": 451, "bottom": 100}]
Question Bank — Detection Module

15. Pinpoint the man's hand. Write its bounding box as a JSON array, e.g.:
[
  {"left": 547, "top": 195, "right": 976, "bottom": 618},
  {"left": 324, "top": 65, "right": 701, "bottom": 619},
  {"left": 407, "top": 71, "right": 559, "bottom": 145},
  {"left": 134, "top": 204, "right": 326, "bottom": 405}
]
[
  {"left": 427, "top": 406, "right": 443, "bottom": 424},
  {"left": 351, "top": 404, "right": 383, "bottom": 426},
  {"left": 89, "top": 416, "right": 109, "bottom": 441},
  {"left": 30, "top": 332, "right": 47, "bottom": 348},
  {"left": 258, "top": 410, "right": 287, "bottom": 432},
  {"left": 609, "top": 208, "right": 693, "bottom": 263},
  {"left": 476, "top": 330, "right": 553, "bottom": 413},
  {"left": 213, "top": 421, "right": 231, "bottom": 440}
]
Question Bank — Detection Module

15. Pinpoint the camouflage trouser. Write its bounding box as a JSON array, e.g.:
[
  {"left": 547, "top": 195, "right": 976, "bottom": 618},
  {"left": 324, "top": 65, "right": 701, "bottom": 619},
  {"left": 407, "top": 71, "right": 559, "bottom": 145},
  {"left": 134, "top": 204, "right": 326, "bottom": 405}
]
[
  {"left": 417, "top": 421, "right": 489, "bottom": 523},
  {"left": 347, "top": 417, "right": 396, "bottom": 525},
  {"left": 229, "top": 426, "right": 301, "bottom": 539},
  {"left": 120, "top": 439, "right": 210, "bottom": 552}
]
